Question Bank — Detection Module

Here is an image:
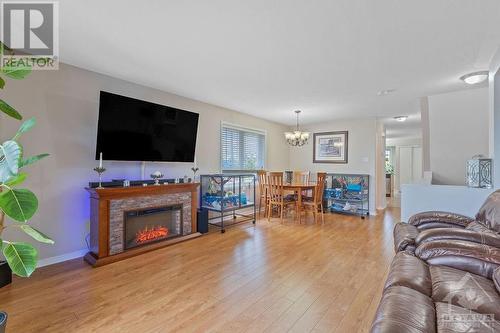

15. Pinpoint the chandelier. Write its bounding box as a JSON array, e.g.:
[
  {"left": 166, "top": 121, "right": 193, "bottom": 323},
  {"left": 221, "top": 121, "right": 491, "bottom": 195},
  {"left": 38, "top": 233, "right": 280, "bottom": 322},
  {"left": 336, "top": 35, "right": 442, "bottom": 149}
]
[{"left": 284, "top": 110, "right": 310, "bottom": 146}]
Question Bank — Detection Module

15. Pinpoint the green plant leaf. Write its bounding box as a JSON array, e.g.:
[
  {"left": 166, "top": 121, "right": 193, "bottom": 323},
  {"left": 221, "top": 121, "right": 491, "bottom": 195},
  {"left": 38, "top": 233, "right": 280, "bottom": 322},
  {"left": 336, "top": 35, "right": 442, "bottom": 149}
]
[
  {"left": 5, "top": 172, "right": 27, "bottom": 187},
  {"left": 0, "top": 188, "right": 38, "bottom": 222},
  {"left": 0, "top": 77, "right": 5, "bottom": 89},
  {"left": 1, "top": 64, "right": 31, "bottom": 80},
  {"left": 15, "top": 117, "right": 36, "bottom": 138},
  {"left": 2, "top": 242, "right": 37, "bottom": 277},
  {"left": 0, "top": 99, "right": 22, "bottom": 120},
  {"left": 19, "top": 153, "right": 49, "bottom": 169},
  {"left": 0, "top": 42, "right": 12, "bottom": 55},
  {"left": 0, "top": 140, "right": 22, "bottom": 183},
  {"left": 19, "top": 225, "right": 54, "bottom": 244}
]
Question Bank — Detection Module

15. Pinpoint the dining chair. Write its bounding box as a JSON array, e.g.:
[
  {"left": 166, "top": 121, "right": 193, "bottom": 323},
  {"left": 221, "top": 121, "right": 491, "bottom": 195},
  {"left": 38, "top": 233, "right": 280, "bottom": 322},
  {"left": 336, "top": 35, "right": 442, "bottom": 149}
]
[
  {"left": 293, "top": 171, "right": 310, "bottom": 184},
  {"left": 267, "top": 172, "right": 298, "bottom": 223},
  {"left": 302, "top": 172, "right": 327, "bottom": 224},
  {"left": 257, "top": 170, "right": 268, "bottom": 218},
  {"left": 293, "top": 170, "right": 311, "bottom": 198}
]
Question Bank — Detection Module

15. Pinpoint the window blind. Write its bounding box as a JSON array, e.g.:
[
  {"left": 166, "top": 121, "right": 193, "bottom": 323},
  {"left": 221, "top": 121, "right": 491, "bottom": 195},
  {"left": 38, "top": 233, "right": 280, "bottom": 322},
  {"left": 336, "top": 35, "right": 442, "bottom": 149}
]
[{"left": 221, "top": 124, "right": 266, "bottom": 171}]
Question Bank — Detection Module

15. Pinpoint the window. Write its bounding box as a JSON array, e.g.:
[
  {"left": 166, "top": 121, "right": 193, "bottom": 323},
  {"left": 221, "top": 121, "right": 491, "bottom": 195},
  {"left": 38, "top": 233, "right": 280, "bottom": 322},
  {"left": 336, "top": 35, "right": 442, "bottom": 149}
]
[{"left": 221, "top": 123, "right": 266, "bottom": 171}]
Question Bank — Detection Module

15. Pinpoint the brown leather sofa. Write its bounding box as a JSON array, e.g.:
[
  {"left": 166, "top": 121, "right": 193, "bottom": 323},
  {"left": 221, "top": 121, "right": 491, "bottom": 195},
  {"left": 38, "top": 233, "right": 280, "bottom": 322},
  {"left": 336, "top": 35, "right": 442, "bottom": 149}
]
[
  {"left": 394, "top": 190, "right": 500, "bottom": 253},
  {"left": 370, "top": 190, "right": 500, "bottom": 332},
  {"left": 371, "top": 250, "right": 500, "bottom": 332}
]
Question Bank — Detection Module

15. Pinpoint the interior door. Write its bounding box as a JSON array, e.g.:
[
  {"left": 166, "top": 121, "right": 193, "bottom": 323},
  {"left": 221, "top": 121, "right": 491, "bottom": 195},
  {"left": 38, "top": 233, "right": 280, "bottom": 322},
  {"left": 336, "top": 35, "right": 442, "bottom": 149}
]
[
  {"left": 399, "top": 147, "right": 413, "bottom": 186},
  {"left": 412, "top": 147, "right": 423, "bottom": 181}
]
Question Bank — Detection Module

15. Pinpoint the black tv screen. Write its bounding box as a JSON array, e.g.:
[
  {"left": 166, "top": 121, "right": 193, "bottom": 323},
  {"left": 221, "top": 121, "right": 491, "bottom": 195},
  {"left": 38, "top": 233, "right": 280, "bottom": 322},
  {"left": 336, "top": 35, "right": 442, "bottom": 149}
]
[{"left": 95, "top": 91, "right": 199, "bottom": 162}]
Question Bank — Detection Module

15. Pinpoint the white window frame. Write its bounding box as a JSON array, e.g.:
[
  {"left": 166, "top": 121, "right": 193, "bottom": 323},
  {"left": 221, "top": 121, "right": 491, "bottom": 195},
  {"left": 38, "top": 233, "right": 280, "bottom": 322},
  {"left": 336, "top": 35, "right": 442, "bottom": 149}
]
[{"left": 220, "top": 121, "right": 267, "bottom": 172}]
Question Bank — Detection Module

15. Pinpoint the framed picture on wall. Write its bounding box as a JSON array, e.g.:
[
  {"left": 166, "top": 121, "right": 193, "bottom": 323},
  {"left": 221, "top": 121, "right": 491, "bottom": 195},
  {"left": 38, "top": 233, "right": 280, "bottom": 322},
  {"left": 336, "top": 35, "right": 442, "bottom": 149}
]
[{"left": 313, "top": 131, "right": 348, "bottom": 163}]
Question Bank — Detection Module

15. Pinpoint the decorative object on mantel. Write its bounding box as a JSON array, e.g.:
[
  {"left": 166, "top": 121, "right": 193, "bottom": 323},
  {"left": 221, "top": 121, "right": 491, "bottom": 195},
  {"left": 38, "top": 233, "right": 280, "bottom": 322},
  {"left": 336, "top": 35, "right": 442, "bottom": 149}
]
[
  {"left": 191, "top": 166, "right": 199, "bottom": 182},
  {"left": 93, "top": 152, "right": 106, "bottom": 188},
  {"left": 284, "top": 110, "right": 310, "bottom": 146},
  {"left": 466, "top": 155, "right": 492, "bottom": 189},
  {"left": 150, "top": 171, "right": 164, "bottom": 185},
  {"left": 313, "top": 131, "right": 348, "bottom": 164},
  {"left": 93, "top": 167, "right": 106, "bottom": 188}
]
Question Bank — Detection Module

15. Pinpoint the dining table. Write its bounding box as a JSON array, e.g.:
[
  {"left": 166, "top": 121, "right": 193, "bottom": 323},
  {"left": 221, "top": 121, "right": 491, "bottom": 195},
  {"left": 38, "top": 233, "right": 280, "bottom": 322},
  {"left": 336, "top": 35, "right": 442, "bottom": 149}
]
[{"left": 282, "top": 181, "right": 317, "bottom": 214}]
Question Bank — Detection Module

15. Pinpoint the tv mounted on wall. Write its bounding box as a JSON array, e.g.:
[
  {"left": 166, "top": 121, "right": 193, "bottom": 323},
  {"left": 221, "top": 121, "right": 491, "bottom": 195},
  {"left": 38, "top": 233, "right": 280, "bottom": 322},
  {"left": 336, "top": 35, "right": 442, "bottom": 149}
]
[{"left": 95, "top": 91, "right": 199, "bottom": 162}]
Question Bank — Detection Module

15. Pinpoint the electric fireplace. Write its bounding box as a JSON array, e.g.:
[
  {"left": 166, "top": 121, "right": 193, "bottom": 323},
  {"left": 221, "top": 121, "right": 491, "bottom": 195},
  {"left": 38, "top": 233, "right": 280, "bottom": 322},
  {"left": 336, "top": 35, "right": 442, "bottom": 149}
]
[{"left": 124, "top": 204, "right": 183, "bottom": 250}]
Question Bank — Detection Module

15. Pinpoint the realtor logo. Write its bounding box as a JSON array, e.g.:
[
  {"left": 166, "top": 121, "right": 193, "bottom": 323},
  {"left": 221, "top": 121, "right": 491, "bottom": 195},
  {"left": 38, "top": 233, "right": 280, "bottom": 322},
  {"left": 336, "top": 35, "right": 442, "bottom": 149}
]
[
  {"left": 439, "top": 273, "right": 496, "bottom": 331},
  {"left": 0, "top": 1, "right": 58, "bottom": 70}
]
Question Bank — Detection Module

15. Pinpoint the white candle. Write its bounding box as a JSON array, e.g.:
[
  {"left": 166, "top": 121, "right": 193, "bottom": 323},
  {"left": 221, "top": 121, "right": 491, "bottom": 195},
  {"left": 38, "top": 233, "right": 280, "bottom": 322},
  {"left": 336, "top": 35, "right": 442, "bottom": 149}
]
[{"left": 99, "top": 152, "right": 103, "bottom": 168}]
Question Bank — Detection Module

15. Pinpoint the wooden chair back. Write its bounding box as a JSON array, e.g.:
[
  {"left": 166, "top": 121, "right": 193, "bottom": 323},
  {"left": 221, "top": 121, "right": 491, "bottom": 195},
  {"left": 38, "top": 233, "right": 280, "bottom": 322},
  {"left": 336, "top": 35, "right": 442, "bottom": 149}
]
[
  {"left": 293, "top": 171, "right": 310, "bottom": 184},
  {"left": 314, "top": 172, "right": 327, "bottom": 204},
  {"left": 257, "top": 170, "right": 267, "bottom": 197},
  {"left": 268, "top": 172, "right": 284, "bottom": 203}
]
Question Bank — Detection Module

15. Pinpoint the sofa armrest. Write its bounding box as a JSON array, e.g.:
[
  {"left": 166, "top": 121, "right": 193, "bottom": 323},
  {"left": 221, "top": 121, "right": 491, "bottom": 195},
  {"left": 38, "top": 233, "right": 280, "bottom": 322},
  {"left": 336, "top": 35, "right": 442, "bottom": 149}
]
[
  {"left": 408, "top": 211, "right": 474, "bottom": 230},
  {"left": 416, "top": 228, "right": 500, "bottom": 249},
  {"left": 415, "top": 240, "right": 500, "bottom": 279},
  {"left": 393, "top": 223, "right": 419, "bottom": 252},
  {"left": 494, "top": 267, "right": 500, "bottom": 294}
]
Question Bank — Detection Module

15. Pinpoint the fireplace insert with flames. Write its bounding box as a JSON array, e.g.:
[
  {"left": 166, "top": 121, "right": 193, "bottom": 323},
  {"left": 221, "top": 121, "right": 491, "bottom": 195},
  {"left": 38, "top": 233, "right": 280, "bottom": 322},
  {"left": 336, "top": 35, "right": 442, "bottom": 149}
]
[{"left": 124, "top": 205, "right": 183, "bottom": 250}]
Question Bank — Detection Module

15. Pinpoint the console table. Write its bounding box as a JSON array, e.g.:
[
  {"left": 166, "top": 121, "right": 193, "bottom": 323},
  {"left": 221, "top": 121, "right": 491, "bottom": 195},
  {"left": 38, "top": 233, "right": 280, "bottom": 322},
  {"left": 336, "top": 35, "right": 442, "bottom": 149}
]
[{"left": 84, "top": 183, "right": 201, "bottom": 267}]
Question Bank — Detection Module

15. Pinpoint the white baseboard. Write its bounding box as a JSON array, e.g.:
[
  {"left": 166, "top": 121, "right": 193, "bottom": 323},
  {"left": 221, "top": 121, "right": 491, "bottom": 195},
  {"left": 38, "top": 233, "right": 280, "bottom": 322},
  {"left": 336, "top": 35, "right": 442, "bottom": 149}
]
[{"left": 37, "top": 249, "right": 88, "bottom": 268}]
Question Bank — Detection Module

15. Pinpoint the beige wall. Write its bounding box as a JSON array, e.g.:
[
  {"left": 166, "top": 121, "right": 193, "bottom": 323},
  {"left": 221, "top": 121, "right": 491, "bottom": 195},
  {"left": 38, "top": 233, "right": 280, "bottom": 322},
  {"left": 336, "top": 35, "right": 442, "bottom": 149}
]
[
  {"left": 288, "top": 117, "right": 378, "bottom": 214},
  {"left": 0, "top": 63, "right": 290, "bottom": 263},
  {"left": 428, "top": 88, "right": 489, "bottom": 185}
]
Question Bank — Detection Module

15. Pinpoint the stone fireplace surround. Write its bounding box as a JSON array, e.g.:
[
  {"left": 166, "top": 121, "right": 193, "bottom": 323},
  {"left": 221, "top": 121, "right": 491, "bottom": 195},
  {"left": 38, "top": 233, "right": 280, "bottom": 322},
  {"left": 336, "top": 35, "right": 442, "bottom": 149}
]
[
  {"left": 109, "top": 192, "right": 192, "bottom": 255},
  {"left": 84, "top": 183, "right": 200, "bottom": 267}
]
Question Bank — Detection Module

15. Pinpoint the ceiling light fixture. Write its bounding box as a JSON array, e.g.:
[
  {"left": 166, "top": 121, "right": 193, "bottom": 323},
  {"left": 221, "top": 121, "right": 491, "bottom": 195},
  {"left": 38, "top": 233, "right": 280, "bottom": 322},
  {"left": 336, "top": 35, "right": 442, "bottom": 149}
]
[
  {"left": 460, "top": 71, "right": 489, "bottom": 85},
  {"left": 284, "top": 110, "right": 310, "bottom": 147},
  {"left": 393, "top": 116, "right": 408, "bottom": 122},
  {"left": 377, "top": 89, "right": 396, "bottom": 96}
]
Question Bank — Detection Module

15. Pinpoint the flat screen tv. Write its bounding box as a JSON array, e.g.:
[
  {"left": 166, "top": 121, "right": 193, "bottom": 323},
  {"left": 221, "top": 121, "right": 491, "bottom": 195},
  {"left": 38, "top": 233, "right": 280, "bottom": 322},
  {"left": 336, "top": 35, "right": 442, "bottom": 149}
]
[{"left": 95, "top": 91, "right": 199, "bottom": 162}]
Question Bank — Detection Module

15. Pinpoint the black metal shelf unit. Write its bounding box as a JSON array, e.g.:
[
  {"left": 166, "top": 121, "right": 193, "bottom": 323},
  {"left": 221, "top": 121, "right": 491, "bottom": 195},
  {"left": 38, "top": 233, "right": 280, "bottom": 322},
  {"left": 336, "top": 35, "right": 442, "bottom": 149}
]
[
  {"left": 323, "top": 173, "right": 370, "bottom": 219},
  {"left": 200, "top": 174, "right": 256, "bottom": 233}
]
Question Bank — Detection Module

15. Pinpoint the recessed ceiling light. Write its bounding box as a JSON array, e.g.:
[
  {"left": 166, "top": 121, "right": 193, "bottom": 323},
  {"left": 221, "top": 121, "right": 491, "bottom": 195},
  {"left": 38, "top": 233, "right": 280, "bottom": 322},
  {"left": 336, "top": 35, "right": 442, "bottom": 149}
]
[
  {"left": 393, "top": 116, "right": 408, "bottom": 122},
  {"left": 460, "top": 71, "right": 489, "bottom": 85},
  {"left": 377, "top": 89, "right": 396, "bottom": 96}
]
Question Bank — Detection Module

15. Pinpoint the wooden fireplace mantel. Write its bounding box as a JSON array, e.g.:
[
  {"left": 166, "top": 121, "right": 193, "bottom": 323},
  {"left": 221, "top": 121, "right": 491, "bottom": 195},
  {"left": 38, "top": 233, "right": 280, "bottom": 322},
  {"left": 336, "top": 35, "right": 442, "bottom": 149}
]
[{"left": 84, "top": 183, "right": 200, "bottom": 267}]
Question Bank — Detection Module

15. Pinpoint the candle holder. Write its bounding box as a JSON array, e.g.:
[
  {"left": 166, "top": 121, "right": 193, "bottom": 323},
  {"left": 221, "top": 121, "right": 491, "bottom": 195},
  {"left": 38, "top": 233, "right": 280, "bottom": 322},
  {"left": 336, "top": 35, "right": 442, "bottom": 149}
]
[
  {"left": 150, "top": 171, "right": 164, "bottom": 185},
  {"left": 93, "top": 167, "right": 106, "bottom": 189},
  {"left": 191, "top": 167, "right": 199, "bottom": 182}
]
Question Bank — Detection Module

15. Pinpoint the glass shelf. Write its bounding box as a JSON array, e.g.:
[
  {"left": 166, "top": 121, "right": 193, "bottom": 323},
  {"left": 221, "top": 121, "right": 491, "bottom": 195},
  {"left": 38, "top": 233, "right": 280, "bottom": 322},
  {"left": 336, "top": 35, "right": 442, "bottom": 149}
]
[
  {"left": 323, "top": 173, "right": 370, "bottom": 218},
  {"left": 200, "top": 174, "right": 256, "bottom": 233}
]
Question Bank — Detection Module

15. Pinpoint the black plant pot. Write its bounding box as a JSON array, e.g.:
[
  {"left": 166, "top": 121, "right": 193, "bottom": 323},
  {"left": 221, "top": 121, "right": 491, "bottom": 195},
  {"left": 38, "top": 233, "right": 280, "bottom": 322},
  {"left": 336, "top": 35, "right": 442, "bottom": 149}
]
[
  {"left": 0, "top": 262, "right": 12, "bottom": 288},
  {"left": 0, "top": 311, "right": 6, "bottom": 333}
]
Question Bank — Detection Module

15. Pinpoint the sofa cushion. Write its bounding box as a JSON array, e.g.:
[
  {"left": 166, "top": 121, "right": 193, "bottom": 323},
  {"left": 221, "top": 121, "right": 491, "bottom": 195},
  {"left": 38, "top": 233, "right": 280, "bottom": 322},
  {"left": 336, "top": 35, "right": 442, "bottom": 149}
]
[
  {"left": 384, "top": 252, "right": 432, "bottom": 296},
  {"left": 370, "top": 286, "right": 435, "bottom": 333},
  {"left": 416, "top": 227, "right": 500, "bottom": 248},
  {"left": 393, "top": 222, "right": 418, "bottom": 252},
  {"left": 436, "top": 302, "right": 500, "bottom": 333},
  {"left": 475, "top": 190, "right": 500, "bottom": 233},
  {"left": 466, "top": 221, "right": 499, "bottom": 236},
  {"left": 409, "top": 211, "right": 474, "bottom": 230},
  {"left": 430, "top": 265, "right": 500, "bottom": 319},
  {"left": 416, "top": 240, "right": 500, "bottom": 279}
]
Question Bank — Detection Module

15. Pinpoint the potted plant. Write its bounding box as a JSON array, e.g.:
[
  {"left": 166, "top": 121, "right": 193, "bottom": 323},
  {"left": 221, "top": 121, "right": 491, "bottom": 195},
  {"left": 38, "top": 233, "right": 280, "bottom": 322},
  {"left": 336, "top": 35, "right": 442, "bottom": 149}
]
[{"left": 0, "top": 42, "right": 54, "bottom": 332}]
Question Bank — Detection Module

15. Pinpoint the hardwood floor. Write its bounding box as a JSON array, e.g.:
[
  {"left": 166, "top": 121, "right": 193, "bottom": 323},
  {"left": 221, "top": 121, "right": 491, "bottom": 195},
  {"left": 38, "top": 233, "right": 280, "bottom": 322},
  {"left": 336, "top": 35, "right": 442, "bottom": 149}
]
[{"left": 0, "top": 209, "right": 399, "bottom": 333}]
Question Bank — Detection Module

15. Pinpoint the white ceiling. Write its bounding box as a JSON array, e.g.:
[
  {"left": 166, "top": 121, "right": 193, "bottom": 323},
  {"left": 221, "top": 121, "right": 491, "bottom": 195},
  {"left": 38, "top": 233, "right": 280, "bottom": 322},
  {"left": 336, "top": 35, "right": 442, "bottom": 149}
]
[
  {"left": 383, "top": 112, "right": 422, "bottom": 140},
  {"left": 59, "top": 0, "right": 500, "bottom": 125}
]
